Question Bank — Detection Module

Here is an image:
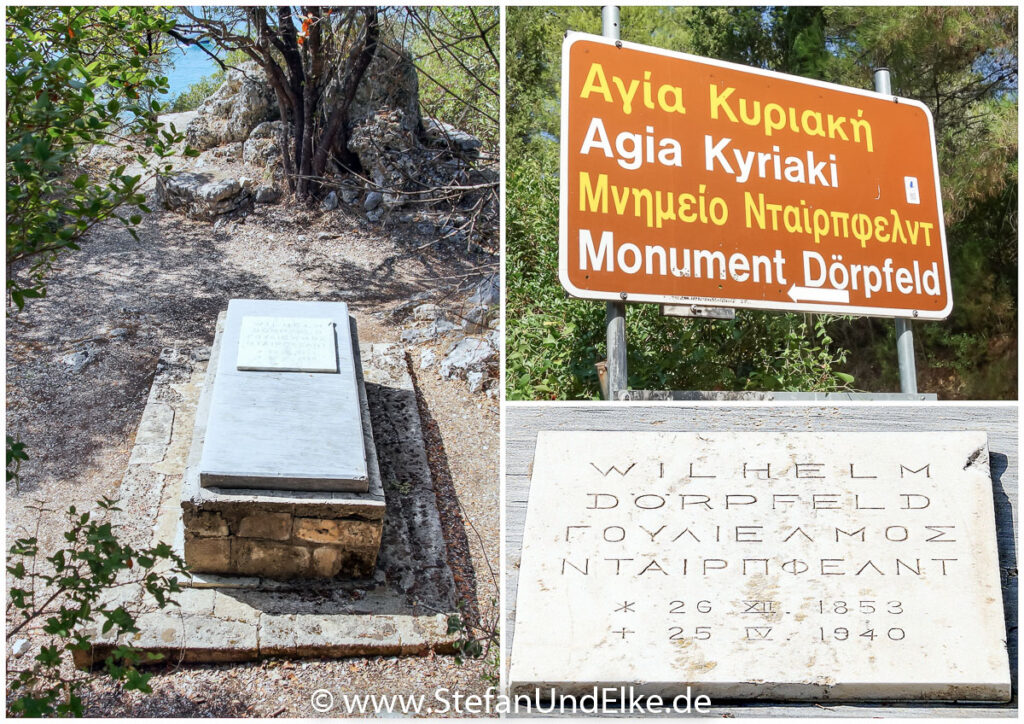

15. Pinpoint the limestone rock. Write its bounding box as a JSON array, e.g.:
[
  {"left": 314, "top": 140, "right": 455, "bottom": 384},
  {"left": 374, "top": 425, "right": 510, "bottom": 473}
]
[
  {"left": 254, "top": 184, "right": 282, "bottom": 204},
  {"left": 439, "top": 336, "right": 497, "bottom": 381},
  {"left": 346, "top": 44, "right": 421, "bottom": 134},
  {"left": 185, "top": 62, "right": 277, "bottom": 151},
  {"left": 469, "top": 273, "right": 499, "bottom": 306},
  {"left": 348, "top": 110, "right": 417, "bottom": 210},
  {"left": 423, "top": 117, "right": 482, "bottom": 157},
  {"left": 401, "top": 320, "right": 459, "bottom": 345},
  {"left": 242, "top": 121, "right": 286, "bottom": 170},
  {"left": 412, "top": 304, "right": 444, "bottom": 322},
  {"left": 156, "top": 172, "right": 254, "bottom": 221}
]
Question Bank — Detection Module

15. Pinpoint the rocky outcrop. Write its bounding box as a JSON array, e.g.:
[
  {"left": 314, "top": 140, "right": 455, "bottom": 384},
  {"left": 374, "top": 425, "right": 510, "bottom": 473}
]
[
  {"left": 155, "top": 173, "right": 256, "bottom": 220},
  {"left": 347, "top": 109, "right": 418, "bottom": 211},
  {"left": 396, "top": 275, "right": 500, "bottom": 396},
  {"left": 242, "top": 120, "right": 286, "bottom": 170},
  {"left": 164, "top": 45, "right": 493, "bottom": 235},
  {"left": 422, "top": 118, "right": 482, "bottom": 158},
  {"left": 345, "top": 44, "right": 421, "bottom": 134},
  {"left": 185, "top": 62, "right": 277, "bottom": 151}
]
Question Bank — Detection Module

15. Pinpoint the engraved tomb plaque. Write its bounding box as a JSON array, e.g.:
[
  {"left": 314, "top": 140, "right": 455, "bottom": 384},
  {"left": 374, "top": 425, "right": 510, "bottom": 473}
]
[
  {"left": 510, "top": 431, "right": 1010, "bottom": 702},
  {"left": 236, "top": 316, "right": 338, "bottom": 373}
]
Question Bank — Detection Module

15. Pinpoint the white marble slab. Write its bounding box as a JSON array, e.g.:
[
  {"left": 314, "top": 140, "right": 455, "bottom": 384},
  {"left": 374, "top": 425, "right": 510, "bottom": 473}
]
[
  {"left": 509, "top": 431, "right": 1010, "bottom": 702},
  {"left": 198, "top": 299, "right": 368, "bottom": 492},
  {"left": 236, "top": 316, "right": 338, "bottom": 373}
]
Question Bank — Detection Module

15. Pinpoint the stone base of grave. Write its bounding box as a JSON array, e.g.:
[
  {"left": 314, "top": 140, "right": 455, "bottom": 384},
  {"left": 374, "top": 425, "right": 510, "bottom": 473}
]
[
  {"left": 181, "top": 314, "right": 384, "bottom": 579},
  {"left": 73, "top": 339, "right": 460, "bottom": 666}
]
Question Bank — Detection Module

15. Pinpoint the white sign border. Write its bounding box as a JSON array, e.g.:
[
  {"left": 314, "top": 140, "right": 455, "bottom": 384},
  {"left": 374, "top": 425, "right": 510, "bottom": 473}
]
[{"left": 557, "top": 32, "right": 953, "bottom": 321}]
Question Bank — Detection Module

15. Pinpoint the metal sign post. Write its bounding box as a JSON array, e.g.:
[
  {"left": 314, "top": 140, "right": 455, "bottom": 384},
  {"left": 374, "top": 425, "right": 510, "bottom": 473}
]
[
  {"left": 602, "top": 5, "right": 627, "bottom": 398},
  {"left": 873, "top": 67, "right": 919, "bottom": 394}
]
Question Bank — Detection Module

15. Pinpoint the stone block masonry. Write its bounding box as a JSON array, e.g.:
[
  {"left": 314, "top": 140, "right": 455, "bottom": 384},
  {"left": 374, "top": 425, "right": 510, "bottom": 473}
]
[{"left": 181, "top": 304, "right": 386, "bottom": 579}]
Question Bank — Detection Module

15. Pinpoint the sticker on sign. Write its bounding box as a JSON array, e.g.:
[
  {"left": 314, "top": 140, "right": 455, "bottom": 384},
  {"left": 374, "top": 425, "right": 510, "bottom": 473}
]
[{"left": 559, "top": 33, "right": 952, "bottom": 319}]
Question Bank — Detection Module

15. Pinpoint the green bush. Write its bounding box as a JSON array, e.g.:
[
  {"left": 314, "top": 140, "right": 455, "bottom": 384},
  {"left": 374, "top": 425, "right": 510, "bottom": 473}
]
[
  {"left": 5, "top": 6, "right": 193, "bottom": 311},
  {"left": 505, "top": 152, "right": 853, "bottom": 400},
  {"left": 168, "top": 73, "right": 222, "bottom": 112},
  {"left": 6, "top": 498, "right": 188, "bottom": 717}
]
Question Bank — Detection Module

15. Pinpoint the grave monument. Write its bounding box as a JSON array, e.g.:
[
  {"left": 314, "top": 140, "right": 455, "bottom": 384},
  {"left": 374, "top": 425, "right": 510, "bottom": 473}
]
[
  {"left": 510, "top": 430, "right": 1011, "bottom": 702},
  {"left": 181, "top": 299, "right": 385, "bottom": 579}
]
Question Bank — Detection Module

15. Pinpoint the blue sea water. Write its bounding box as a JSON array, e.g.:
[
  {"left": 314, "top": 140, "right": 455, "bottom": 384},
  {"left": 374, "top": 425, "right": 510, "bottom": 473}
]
[{"left": 162, "top": 41, "right": 222, "bottom": 100}]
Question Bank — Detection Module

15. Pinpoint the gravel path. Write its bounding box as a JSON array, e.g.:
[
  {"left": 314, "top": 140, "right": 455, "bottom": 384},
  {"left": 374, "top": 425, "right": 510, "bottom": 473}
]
[{"left": 6, "top": 198, "right": 499, "bottom": 717}]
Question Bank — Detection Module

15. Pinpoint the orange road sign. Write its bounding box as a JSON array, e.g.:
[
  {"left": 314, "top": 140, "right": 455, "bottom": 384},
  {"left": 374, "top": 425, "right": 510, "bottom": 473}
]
[{"left": 559, "top": 33, "right": 952, "bottom": 319}]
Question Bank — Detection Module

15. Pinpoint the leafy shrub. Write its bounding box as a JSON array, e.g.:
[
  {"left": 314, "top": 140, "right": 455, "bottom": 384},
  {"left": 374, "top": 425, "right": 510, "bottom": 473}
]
[
  {"left": 505, "top": 152, "right": 854, "bottom": 400},
  {"left": 7, "top": 498, "right": 188, "bottom": 716},
  {"left": 6, "top": 7, "right": 194, "bottom": 311},
  {"left": 168, "top": 74, "right": 222, "bottom": 112}
]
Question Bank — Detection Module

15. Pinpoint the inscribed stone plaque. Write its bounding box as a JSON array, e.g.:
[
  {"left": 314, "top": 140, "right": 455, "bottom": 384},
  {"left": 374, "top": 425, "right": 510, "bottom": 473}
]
[
  {"left": 236, "top": 316, "right": 338, "bottom": 373},
  {"left": 510, "top": 431, "right": 1010, "bottom": 702},
  {"left": 198, "top": 299, "right": 368, "bottom": 492}
]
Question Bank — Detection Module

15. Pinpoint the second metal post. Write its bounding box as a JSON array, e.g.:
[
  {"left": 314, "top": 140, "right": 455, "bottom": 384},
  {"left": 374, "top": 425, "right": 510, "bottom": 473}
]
[
  {"left": 873, "top": 68, "right": 919, "bottom": 395},
  {"left": 603, "top": 5, "right": 627, "bottom": 399}
]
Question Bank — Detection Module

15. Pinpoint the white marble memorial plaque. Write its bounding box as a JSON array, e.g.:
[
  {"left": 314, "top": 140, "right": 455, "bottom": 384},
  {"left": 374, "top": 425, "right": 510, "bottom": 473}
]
[
  {"left": 510, "top": 431, "right": 1010, "bottom": 702},
  {"left": 236, "top": 316, "right": 338, "bottom": 373}
]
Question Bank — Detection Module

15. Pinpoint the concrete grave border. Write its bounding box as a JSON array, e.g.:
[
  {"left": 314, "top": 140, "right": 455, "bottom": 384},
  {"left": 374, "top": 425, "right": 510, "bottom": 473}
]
[{"left": 74, "top": 321, "right": 460, "bottom": 666}]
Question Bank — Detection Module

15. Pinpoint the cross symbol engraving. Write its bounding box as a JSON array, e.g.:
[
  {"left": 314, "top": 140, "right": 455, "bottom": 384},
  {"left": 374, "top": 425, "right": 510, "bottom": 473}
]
[
  {"left": 614, "top": 601, "right": 636, "bottom": 613},
  {"left": 611, "top": 627, "right": 635, "bottom": 640}
]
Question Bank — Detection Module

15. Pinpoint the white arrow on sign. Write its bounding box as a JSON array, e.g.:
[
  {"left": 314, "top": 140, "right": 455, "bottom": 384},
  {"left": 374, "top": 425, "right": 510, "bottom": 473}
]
[{"left": 787, "top": 286, "right": 851, "bottom": 304}]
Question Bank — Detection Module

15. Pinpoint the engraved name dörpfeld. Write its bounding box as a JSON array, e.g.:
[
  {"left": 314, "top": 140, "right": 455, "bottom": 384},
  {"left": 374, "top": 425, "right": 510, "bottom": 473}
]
[
  {"left": 510, "top": 431, "right": 1010, "bottom": 701},
  {"left": 236, "top": 316, "right": 338, "bottom": 373}
]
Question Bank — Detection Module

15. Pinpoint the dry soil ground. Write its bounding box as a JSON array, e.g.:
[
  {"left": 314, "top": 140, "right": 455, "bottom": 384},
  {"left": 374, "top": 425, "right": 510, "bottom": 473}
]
[{"left": 6, "top": 198, "right": 499, "bottom": 717}]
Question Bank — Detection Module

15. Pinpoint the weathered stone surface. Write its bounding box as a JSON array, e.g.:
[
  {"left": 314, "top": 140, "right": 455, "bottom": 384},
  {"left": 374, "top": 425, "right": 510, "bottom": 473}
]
[
  {"left": 243, "top": 120, "right": 285, "bottom": 171},
  {"left": 237, "top": 512, "right": 292, "bottom": 541},
  {"left": 189, "top": 511, "right": 228, "bottom": 538},
  {"left": 412, "top": 303, "right": 444, "bottom": 322},
  {"left": 423, "top": 117, "right": 482, "bottom": 157},
  {"left": 183, "top": 537, "right": 231, "bottom": 574},
  {"left": 364, "top": 190, "right": 383, "bottom": 211},
  {"left": 155, "top": 172, "right": 254, "bottom": 221},
  {"left": 510, "top": 430, "right": 1011, "bottom": 702},
  {"left": 439, "top": 336, "right": 496, "bottom": 381},
  {"left": 346, "top": 44, "right": 420, "bottom": 134},
  {"left": 293, "top": 517, "right": 380, "bottom": 547},
  {"left": 468, "top": 273, "right": 499, "bottom": 306},
  {"left": 253, "top": 184, "right": 282, "bottom": 204},
  {"left": 235, "top": 315, "right": 339, "bottom": 373},
  {"left": 311, "top": 546, "right": 343, "bottom": 577},
  {"left": 200, "top": 300, "right": 367, "bottom": 492},
  {"left": 321, "top": 190, "right": 339, "bottom": 211},
  {"left": 232, "top": 539, "right": 311, "bottom": 578}
]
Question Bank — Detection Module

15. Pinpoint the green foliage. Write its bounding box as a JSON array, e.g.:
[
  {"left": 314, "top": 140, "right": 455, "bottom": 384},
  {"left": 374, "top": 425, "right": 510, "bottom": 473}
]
[
  {"left": 505, "top": 6, "right": 1017, "bottom": 399},
  {"left": 5, "top": 6, "right": 193, "bottom": 312},
  {"left": 403, "top": 7, "right": 499, "bottom": 150},
  {"left": 168, "top": 73, "right": 221, "bottom": 113},
  {"left": 7, "top": 435, "right": 29, "bottom": 491},
  {"left": 446, "top": 599, "right": 499, "bottom": 685},
  {"left": 6, "top": 498, "right": 188, "bottom": 717},
  {"left": 506, "top": 152, "right": 852, "bottom": 399},
  {"left": 505, "top": 8, "right": 853, "bottom": 399}
]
